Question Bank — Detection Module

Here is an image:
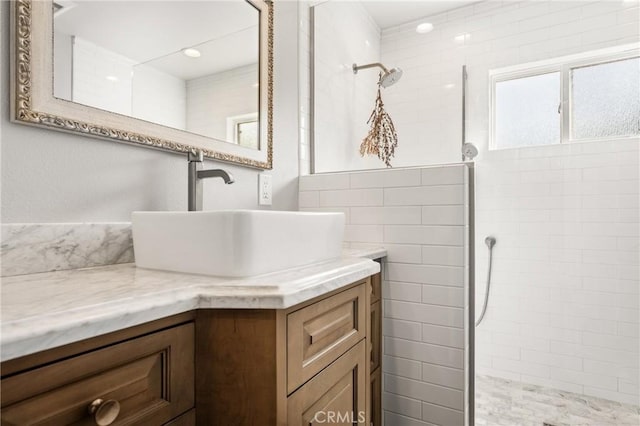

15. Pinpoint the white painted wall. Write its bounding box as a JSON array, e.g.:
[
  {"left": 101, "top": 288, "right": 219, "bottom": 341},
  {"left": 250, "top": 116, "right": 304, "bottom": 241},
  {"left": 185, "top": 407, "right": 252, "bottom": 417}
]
[
  {"left": 186, "top": 63, "right": 259, "bottom": 142},
  {"left": 312, "top": 1, "right": 383, "bottom": 173},
  {"left": 0, "top": 0, "right": 300, "bottom": 223},
  {"left": 299, "top": 164, "right": 472, "bottom": 426}
]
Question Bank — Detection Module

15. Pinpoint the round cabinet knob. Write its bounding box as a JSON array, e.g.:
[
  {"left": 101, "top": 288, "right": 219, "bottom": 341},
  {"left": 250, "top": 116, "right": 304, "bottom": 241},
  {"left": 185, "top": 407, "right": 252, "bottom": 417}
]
[{"left": 88, "top": 398, "right": 121, "bottom": 426}]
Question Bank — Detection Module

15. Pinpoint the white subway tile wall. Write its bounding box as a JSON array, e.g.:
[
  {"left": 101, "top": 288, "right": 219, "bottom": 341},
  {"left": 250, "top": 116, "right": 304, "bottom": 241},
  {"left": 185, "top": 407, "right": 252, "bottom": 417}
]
[
  {"left": 300, "top": 0, "right": 639, "bottom": 412},
  {"left": 305, "top": 0, "right": 638, "bottom": 174},
  {"left": 299, "top": 164, "right": 471, "bottom": 425},
  {"left": 301, "top": 0, "right": 640, "bottom": 416},
  {"left": 70, "top": 35, "right": 258, "bottom": 143},
  {"left": 72, "top": 37, "right": 186, "bottom": 128},
  {"left": 311, "top": 1, "right": 387, "bottom": 173},
  {"left": 378, "top": 0, "right": 639, "bottom": 170},
  {"left": 476, "top": 138, "right": 640, "bottom": 406}
]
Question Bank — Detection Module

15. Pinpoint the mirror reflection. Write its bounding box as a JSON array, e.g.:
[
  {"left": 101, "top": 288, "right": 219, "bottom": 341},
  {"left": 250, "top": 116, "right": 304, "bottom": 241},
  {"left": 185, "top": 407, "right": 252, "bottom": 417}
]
[{"left": 53, "top": 0, "right": 261, "bottom": 150}]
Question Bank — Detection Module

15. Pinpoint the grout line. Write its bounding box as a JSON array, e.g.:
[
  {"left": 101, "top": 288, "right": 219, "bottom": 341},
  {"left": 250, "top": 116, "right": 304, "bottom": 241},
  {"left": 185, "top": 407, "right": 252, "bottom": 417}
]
[
  {"left": 385, "top": 335, "right": 465, "bottom": 350},
  {"left": 383, "top": 387, "right": 465, "bottom": 412},
  {"left": 386, "top": 261, "right": 465, "bottom": 267}
]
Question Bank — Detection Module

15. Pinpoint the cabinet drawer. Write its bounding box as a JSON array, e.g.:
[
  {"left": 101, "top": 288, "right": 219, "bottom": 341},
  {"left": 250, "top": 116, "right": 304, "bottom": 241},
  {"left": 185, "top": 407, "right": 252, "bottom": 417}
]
[
  {"left": 287, "top": 340, "right": 367, "bottom": 425},
  {"left": 287, "top": 283, "right": 366, "bottom": 394},
  {"left": 1, "top": 323, "right": 194, "bottom": 425},
  {"left": 370, "top": 272, "right": 381, "bottom": 304},
  {"left": 370, "top": 300, "right": 381, "bottom": 372}
]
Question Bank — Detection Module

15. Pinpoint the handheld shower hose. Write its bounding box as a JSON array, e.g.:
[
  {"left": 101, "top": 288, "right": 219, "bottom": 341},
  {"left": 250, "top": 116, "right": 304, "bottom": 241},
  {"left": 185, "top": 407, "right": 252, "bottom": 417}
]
[{"left": 475, "top": 236, "right": 496, "bottom": 327}]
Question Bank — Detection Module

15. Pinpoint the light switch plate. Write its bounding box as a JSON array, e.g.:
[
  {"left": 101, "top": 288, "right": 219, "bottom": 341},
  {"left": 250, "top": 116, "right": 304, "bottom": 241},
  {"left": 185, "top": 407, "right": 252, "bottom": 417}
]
[{"left": 258, "top": 174, "right": 272, "bottom": 206}]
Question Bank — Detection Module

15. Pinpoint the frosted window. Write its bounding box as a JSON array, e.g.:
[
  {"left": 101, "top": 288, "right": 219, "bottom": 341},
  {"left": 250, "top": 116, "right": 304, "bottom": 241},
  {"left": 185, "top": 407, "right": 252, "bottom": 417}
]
[
  {"left": 571, "top": 57, "right": 640, "bottom": 139},
  {"left": 237, "top": 121, "right": 259, "bottom": 150},
  {"left": 494, "top": 72, "right": 561, "bottom": 149}
]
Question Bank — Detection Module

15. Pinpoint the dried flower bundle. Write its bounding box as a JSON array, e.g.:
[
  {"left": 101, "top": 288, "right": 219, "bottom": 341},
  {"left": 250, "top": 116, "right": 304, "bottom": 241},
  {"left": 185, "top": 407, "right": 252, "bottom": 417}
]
[{"left": 359, "top": 85, "right": 398, "bottom": 167}]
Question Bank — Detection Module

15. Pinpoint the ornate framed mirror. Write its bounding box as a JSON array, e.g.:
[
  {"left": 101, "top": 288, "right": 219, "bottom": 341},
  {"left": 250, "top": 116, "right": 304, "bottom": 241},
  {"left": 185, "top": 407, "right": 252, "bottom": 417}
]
[{"left": 10, "top": 0, "right": 273, "bottom": 169}]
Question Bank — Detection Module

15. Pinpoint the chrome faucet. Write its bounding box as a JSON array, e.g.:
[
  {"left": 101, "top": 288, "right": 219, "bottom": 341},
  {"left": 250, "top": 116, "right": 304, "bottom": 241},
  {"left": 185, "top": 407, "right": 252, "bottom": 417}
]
[{"left": 187, "top": 150, "right": 234, "bottom": 211}]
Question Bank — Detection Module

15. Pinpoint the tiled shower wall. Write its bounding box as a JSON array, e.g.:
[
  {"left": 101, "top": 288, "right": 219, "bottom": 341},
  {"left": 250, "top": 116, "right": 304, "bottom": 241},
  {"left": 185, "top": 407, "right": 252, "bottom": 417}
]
[
  {"left": 379, "top": 0, "right": 639, "bottom": 167},
  {"left": 475, "top": 140, "right": 640, "bottom": 406},
  {"left": 301, "top": 0, "right": 640, "bottom": 407},
  {"left": 373, "top": 0, "right": 640, "bottom": 406},
  {"left": 299, "top": 164, "right": 472, "bottom": 426},
  {"left": 311, "top": 1, "right": 382, "bottom": 173},
  {"left": 376, "top": 6, "right": 639, "bottom": 403}
]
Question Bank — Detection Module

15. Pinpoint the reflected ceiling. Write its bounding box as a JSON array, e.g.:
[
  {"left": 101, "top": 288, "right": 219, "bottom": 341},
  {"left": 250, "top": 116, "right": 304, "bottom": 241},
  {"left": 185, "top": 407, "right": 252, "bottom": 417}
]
[{"left": 54, "top": 1, "right": 258, "bottom": 79}]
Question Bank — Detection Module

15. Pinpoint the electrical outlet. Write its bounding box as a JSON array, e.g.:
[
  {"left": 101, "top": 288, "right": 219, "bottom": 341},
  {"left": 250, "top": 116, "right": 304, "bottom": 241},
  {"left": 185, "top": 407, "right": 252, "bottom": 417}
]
[{"left": 258, "top": 174, "right": 272, "bottom": 206}]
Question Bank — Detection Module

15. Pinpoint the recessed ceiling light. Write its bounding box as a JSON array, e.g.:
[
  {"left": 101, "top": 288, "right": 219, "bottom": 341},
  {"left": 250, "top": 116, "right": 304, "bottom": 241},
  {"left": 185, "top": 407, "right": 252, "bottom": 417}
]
[
  {"left": 416, "top": 22, "right": 434, "bottom": 34},
  {"left": 105, "top": 75, "right": 119, "bottom": 82},
  {"left": 444, "top": 83, "right": 455, "bottom": 89},
  {"left": 182, "top": 48, "right": 201, "bottom": 58}
]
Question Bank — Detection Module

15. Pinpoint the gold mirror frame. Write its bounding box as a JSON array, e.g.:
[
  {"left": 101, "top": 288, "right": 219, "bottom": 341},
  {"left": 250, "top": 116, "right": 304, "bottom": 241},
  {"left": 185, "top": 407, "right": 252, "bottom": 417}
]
[{"left": 10, "top": 0, "right": 273, "bottom": 169}]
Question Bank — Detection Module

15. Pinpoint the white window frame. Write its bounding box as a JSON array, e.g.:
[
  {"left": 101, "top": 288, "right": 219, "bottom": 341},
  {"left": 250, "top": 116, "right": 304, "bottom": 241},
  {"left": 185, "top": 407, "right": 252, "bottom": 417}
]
[
  {"left": 489, "top": 43, "right": 640, "bottom": 150},
  {"left": 226, "top": 112, "right": 259, "bottom": 148}
]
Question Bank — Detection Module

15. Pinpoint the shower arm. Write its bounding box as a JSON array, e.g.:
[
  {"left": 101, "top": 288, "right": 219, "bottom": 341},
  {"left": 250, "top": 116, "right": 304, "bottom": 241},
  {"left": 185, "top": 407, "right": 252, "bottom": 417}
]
[{"left": 352, "top": 62, "right": 389, "bottom": 75}]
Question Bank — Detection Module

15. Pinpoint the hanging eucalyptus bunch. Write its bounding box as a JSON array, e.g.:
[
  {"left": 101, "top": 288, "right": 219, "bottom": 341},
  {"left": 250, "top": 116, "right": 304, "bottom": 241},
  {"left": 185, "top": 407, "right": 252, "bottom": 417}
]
[{"left": 359, "top": 82, "right": 398, "bottom": 167}]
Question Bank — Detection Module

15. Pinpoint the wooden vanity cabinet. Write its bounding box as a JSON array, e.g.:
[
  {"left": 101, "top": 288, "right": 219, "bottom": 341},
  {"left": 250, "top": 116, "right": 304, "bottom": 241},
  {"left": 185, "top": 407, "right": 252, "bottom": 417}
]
[
  {"left": 0, "top": 273, "right": 382, "bottom": 426},
  {"left": 0, "top": 313, "right": 196, "bottom": 426},
  {"left": 195, "top": 278, "right": 372, "bottom": 425}
]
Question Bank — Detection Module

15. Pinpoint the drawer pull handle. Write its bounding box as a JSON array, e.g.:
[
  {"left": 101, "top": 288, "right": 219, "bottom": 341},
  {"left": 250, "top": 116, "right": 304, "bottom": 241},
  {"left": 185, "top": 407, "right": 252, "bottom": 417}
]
[{"left": 88, "top": 398, "right": 121, "bottom": 426}]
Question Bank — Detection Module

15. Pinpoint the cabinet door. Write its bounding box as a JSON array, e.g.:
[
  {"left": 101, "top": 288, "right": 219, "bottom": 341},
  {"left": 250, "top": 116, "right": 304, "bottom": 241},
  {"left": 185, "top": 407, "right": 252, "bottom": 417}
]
[
  {"left": 370, "top": 300, "right": 381, "bottom": 372},
  {"left": 287, "top": 340, "right": 367, "bottom": 425},
  {"left": 370, "top": 367, "right": 381, "bottom": 426},
  {"left": 1, "top": 323, "right": 194, "bottom": 426},
  {"left": 164, "top": 409, "right": 195, "bottom": 425}
]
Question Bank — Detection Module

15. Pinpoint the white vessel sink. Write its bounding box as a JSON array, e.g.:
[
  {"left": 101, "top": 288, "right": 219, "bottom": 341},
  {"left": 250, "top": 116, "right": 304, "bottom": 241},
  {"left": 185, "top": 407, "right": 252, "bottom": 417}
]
[{"left": 132, "top": 210, "right": 345, "bottom": 277}]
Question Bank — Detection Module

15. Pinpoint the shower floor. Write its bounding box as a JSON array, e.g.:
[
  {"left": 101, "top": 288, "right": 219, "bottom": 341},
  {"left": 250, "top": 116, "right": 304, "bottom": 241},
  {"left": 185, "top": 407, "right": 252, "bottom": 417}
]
[{"left": 475, "top": 375, "right": 640, "bottom": 426}]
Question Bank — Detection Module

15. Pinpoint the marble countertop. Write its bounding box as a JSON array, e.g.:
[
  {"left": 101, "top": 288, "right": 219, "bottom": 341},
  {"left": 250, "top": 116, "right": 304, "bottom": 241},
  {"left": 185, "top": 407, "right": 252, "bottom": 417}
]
[{"left": 0, "top": 247, "right": 385, "bottom": 362}]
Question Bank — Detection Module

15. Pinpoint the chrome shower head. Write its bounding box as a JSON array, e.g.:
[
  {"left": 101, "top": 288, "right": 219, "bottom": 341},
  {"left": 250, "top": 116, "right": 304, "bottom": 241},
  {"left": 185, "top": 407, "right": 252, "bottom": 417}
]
[{"left": 353, "top": 62, "right": 403, "bottom": 88}]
